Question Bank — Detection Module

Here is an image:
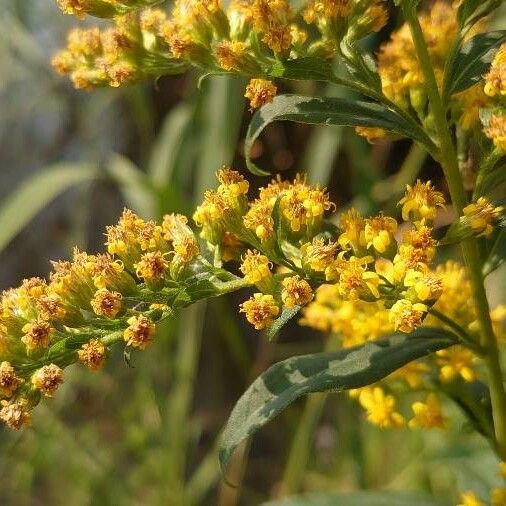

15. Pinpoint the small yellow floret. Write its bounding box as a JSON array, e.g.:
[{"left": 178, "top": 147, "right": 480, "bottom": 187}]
[
  {"left": 31, "top": 364, "right": 64, "bottom": 398},
  {"left": 281, "top": 276, "right": 314, "bottom": 308},
  {"left": 0, "top": 399, "right": 31, "bottom": 430},
  {"left": 463, "top": 197, "right": 503, "bottom": 237},
  {"left": 408, "top": 393, "right": 446, "bottom": 429},
  {"left": 91, "top": 288, "right": 122, "bottom": 318},
  {"left": 239, "top": 293, "right": 280, "bottom": 329},
  {"left": 358, "top": 386, "right": 404, "bottom": 428},
  {"left": 78, "top": 338, "right": 106, "bottom": 371},
  {"left": 244, "top": 79, "right": 277, "bottom": 111},
  {"left": 0, "top": 362, "right": 23, "bottom": 398},
  {"left": 398, "top": 180, "right": 446, "bottom": 226},
  {"left": 123, "top": 315, "right": 156, "bottom": 350},
  {"left": 240, "top": 250, "right": 272, "bottom": 285},
  {"left": 389, "top": 299, "right": 427, "bottom": 333}
]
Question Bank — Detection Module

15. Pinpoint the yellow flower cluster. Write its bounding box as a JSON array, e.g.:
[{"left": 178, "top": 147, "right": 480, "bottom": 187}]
[
  {"left": 301, "top": 255, "right": 506, "bottom": 430},
  {"left": 52, "top": 11, "right": 188, "bottom": 89},
  {"left": 0, "top": 168, "right": 503, "bottom": 432},
  {"left": 52, "top": 0, "right": 388, "bottom": 108},
  {"left": 0, "top": 208, "right": 202, "bottom": 429},
  {"left": 193, "top": 170, "right": 452, "bottom": 335},
  {"left": 370, "top": 0, "right": 489, "bottom": 140}
]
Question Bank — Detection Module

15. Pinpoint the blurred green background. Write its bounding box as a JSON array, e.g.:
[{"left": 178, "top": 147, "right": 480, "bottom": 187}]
[{"left": 0, "top": 1, "right": 505, "bottom": 505}]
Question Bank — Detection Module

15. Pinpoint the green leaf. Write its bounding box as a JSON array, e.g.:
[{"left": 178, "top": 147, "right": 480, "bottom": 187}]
[
  {"left": 483, "top": 229, "right": 506, "bottom": 276},
  {"left": 219, "top": 328, "right": 457, "bottom": 474},
  {"left": 262, "top": 491, "right": 447, "bottom": 506},
  {"left": 457, "top": 0, "right": 502, "bottom": 31},
  {"left": 340, "top": 40, "right": 382, "bottom": 92},
  {"left": 266, "top": 306, "right": 301, "bottom": 341},
  {"left": 268, "top": 57, "right": 334, "bottom": 82},
  {"left": 244, "top": 95, "right": 430, "bottom": 175},
  {"left": 474, "top": 161, "right": 506, "bottom": 198},
  {"left": 0, "top": 163, "right": 100, "bottom": 253},
  {"left": 443, "top": 31, "right": 506, "bottom": 98}
]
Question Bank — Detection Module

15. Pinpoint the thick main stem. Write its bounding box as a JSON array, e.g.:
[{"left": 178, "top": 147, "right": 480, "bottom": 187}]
[{"left": 403, "top": 3, "right": 506, "bottom": 458}]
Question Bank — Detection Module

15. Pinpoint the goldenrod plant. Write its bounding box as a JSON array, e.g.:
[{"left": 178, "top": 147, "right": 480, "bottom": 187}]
[{"left": 3, "top": 0, "right": 506, "bottom": 503}]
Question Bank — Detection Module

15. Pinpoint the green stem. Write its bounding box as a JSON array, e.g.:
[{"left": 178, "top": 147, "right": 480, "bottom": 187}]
[
  {"left": 403, "top": 2, "right": 506, "bottom": 458},
  {"left": 428, "top": 308, "right": 483, "bottom": 353}
]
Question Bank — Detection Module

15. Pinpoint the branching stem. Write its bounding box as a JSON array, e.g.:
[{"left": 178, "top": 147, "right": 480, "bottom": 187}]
[{"left": 403, "top": 2, "right": 506, "bottom": 458}]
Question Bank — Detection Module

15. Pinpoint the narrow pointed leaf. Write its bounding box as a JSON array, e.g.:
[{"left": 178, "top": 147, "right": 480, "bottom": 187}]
[
  {"left": 483, "top": 229, "right": 506, "bottom": 276},
  {"left": 219, "top": 328, "right": 457, "bottom": 474},
  {"left": 244, "top": 95, "right": 430, "bottom": 175},
  {"left": 443, "top": 31, "right": 506, "bottom": 98}
]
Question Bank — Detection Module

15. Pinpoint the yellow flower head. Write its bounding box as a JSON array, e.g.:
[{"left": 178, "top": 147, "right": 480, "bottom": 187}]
[
  {"left": 78, "top": 339, "right": 106, "bottom": 371},
  {"left": 0, "top": 362, "right": 23, "bottom": 399},
  {"left": 404, "top": 269, "right": 443, "bottom": 303},
  {"left": 239, "top": 293, "right": 280, "bottom": 329},
  {"left": 355, "top": 126, "right": 389, "bottom": 143},
  {"left": 484, "top": 113, "right": 506, "bottom": 152},
  {"left": 303, "top": 0, "right": 351, "bottom": 24},
  {"left": 281, "top": 276, "right": 314, "bottom": 308},
  {"left": 162, "top": 213, "right": 200, "bottom": 265},
  {"left": 123, "top": 315, "right": 156, "bottom": 350},
  {"left": 240, "top": 250, "right": 272, "bottom": 285},
  {"left": 408, "top": 393, "right": 447, "bottom": 429},
  {"left": 397, "top": 226, "right": 437, "bottom": 267},
  {"left": 398, "top": 180, "right": 446, "bottom": 226},
  {"left": 485, "top": 43, "right": 506, "bottom": 97},
  {"left": 436, "top": 346, "right": 477, "bottom": 383},
  {"left": 336, "top": 256, "right": 380, "bottom": 301},
  {"left": 378, "top": 1, "right": 457, "bottom": 108},
  {"left": 462, "top": 197, "right": 503, "bottom": 237},
  {"left": 21, "top": 319, "right": 53, "bottom": 352},
  {"left": 135, "top": 251, "right": 169, "bottom": 284},
  {"left": 217, "top": 167, "right": 249, "bottom": 201},
  {"left": 91, "top": 288, "right": 123, "bottom": 318},
  {"left": 250, "top": 0, "right": 293, "bottom": 54},
  {"left": 244, "top": 199, "right": 275, "bottom": 242},
  {"left": 244, "top": 79, "right": 277, "bottom": 111},
  {"left": 301, "top": 238, "right": 339, "bottom": 273},
  {"left": 363, "top": 214, "right": 398, "bottom": 254},
  {"left": 358, "top": 386, "right": 404, "bottom": 428},
  {"left": 31, "top": 364, "right": 64, "bottom": 398},
  {"left": 0, "top": 399, "right": 31, "bottom": 430},
  {"left": 338, "top": 208, "right": 366, "bottom": 252},
  {"left": 389, "top": 299, "right": 427, "bottom": 333}
]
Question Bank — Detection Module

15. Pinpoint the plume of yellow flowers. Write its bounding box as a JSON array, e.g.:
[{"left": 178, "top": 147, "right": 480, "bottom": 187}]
[
  {"left": 0, "top": 167, "right": 503, "bottom": 434},
  {"left": 51, "top": 0, "right": 389, "bottom": 108}
]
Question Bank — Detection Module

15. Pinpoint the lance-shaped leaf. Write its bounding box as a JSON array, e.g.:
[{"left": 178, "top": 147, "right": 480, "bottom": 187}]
[
  {"left": 443, "top": 30, "right": 506, "bottom": 98},
  {"left": 457, "top": 0, "right": 502, "bottom": 32},
  {"left": 244, "top": 95, "right": 431, "bottom": 175},
  {"left": 483, "top": 229, "right": 506, "bottom": 277},
  {"left": 268, "top": 57, "right": 334, "bottom": 82},
  {"left": 219, "top": 328, "right": 457, "bottom": 474}
]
